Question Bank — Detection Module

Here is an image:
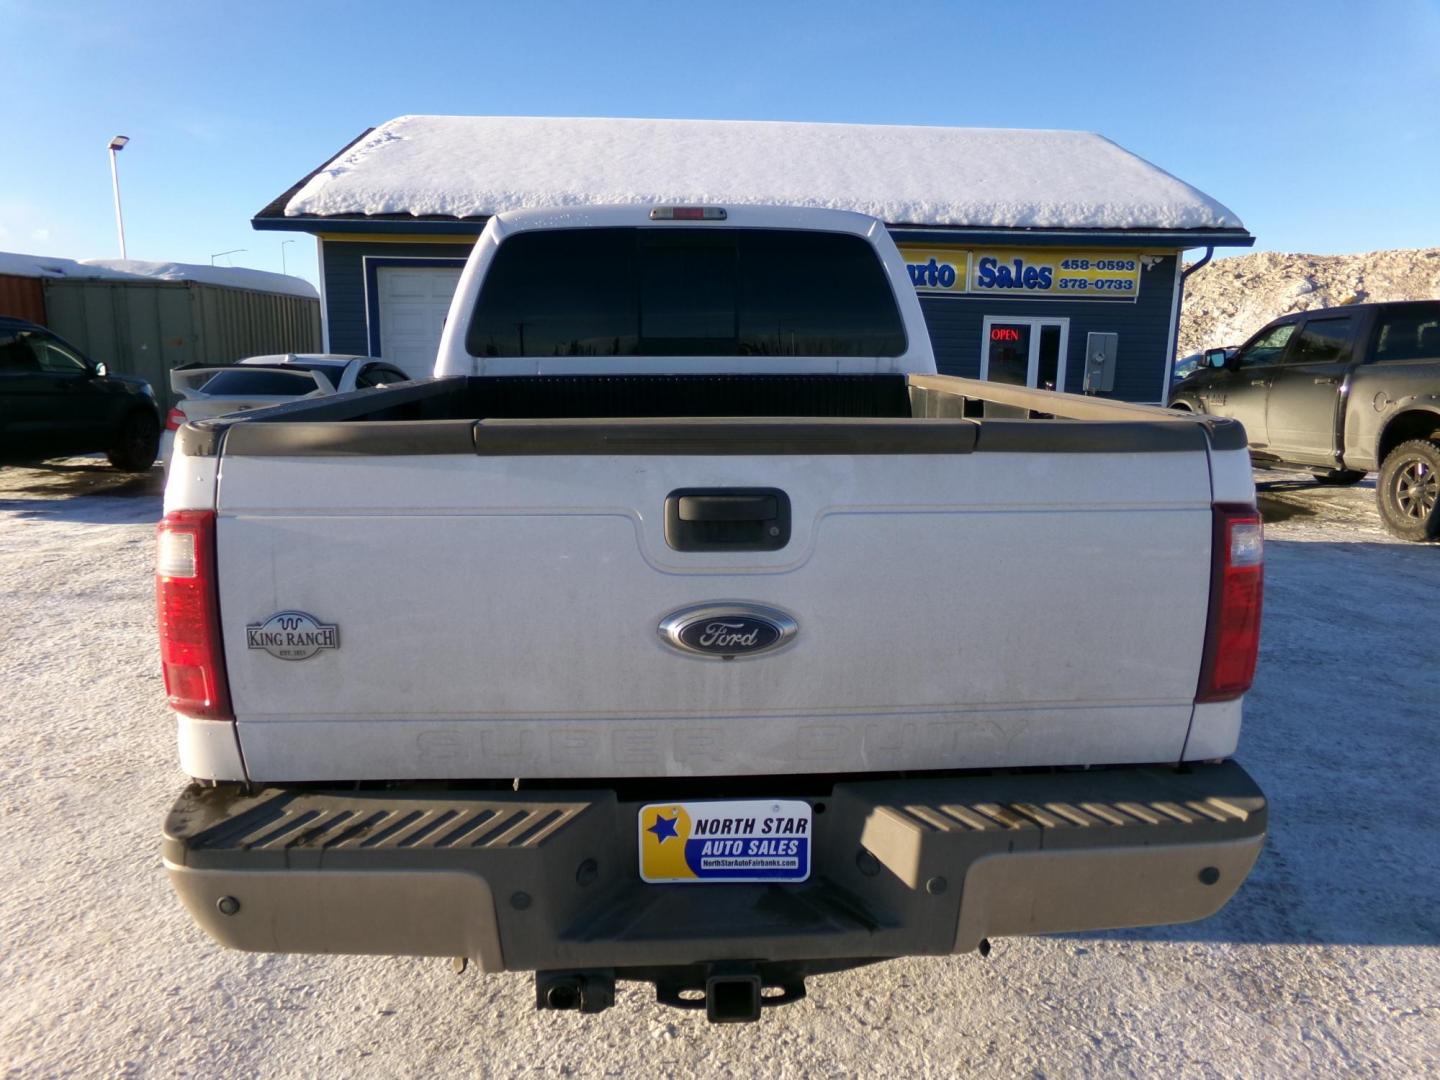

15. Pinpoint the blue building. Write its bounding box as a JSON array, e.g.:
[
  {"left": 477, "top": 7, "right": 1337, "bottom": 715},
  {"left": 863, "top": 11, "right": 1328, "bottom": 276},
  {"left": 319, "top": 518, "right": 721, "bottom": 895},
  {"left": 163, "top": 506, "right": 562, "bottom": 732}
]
[{"left": 253, "top": 116, "right": 1253, "bottom": 399}]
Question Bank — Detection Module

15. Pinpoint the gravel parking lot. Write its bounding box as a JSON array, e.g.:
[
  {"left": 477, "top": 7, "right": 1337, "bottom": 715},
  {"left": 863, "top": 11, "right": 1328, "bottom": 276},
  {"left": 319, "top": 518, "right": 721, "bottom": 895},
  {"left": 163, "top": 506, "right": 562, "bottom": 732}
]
[{"left": 1, "top": 459, "right": 1436, "bottom": 1078}]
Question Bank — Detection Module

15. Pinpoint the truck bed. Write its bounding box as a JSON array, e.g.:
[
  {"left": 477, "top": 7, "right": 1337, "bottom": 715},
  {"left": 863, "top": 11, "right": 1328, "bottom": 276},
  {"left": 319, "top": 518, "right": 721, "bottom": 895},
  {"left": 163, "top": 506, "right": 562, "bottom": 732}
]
[{"left": 177, "top": 372, "right": 1241, "bottom": 457}]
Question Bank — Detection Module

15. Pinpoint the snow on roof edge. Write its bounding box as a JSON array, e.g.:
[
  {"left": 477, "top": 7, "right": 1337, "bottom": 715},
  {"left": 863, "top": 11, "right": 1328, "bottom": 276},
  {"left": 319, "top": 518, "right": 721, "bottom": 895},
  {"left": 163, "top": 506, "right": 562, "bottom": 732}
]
[
  {"left": 281, "top": 115, "right": 1246, "bottom": 234},
  {"left": 0, "top": 251, "right": 318, "bottom": 300}
]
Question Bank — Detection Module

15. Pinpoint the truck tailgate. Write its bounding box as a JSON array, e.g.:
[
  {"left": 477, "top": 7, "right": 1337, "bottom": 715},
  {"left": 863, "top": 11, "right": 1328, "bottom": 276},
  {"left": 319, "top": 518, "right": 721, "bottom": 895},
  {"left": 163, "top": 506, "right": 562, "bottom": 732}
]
[{"left": 214, "top": 446, "right": 1215, "bottom": 780}]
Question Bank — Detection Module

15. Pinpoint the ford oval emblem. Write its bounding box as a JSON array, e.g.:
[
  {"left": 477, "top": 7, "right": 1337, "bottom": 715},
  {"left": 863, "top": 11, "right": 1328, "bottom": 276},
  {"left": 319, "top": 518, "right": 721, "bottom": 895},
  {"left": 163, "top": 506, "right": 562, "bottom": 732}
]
[{"left": 658, "top": 603, "right": 798, "bottom": 660}]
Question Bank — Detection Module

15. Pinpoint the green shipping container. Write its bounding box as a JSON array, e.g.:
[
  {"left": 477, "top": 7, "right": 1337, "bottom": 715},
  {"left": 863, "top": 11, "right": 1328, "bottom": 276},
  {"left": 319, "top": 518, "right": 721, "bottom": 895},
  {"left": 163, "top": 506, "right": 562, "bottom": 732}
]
[{"left": 41, "top": 278, "right": 321, "bottom": 408}]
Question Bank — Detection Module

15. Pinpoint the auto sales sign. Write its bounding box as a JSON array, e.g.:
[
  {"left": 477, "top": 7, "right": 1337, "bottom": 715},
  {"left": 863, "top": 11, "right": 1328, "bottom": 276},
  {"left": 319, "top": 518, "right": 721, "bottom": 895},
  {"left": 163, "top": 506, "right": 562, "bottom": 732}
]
[{"left": 900, "top": 246, "right": 1144, "bottom": 301}]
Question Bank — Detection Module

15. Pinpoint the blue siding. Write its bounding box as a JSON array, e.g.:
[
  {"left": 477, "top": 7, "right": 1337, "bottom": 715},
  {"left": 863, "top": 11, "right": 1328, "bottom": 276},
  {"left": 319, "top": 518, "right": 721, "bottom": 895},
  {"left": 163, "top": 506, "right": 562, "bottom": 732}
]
[
  {"left": 321, "top": 237, "right": 1178, "bottom": 402},
  {"left": 321, "top": 240, "right": 474, "bottom": 355},
  {"left": 917, "top": 254, "right": 1179, "bottom": 403}
]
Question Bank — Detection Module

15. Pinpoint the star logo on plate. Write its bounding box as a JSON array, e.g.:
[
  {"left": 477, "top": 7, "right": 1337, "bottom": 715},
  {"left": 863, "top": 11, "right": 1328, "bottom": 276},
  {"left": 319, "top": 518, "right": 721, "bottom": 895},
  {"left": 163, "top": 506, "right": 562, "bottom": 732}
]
[{"left": 647, "top": 813, "right": 679, "bottom": 844}]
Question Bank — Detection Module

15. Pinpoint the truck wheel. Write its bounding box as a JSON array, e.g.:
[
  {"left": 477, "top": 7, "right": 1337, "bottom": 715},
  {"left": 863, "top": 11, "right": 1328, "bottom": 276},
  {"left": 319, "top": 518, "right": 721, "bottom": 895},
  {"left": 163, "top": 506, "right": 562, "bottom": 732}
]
[
  {"left": 1376, "top": 439, "right": 1440, "bottom": 541},
  {"left": 1312, "top": 469, "right": 1366, "bottom": 486},
  {"left": 107, "top": 410, "right": 160, "bottom": 472}
]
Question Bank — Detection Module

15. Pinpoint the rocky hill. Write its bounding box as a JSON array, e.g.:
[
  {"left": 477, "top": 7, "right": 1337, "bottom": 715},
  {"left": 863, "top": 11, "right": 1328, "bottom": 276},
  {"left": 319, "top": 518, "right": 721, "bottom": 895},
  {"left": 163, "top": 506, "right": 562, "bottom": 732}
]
[{"left": 1179, "top": 247, "right": 1440, "bottom": 356}]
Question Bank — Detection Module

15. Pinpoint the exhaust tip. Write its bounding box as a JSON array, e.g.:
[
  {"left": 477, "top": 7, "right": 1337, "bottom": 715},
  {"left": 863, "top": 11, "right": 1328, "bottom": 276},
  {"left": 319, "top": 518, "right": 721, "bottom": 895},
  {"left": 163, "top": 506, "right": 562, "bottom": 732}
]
[{"left": 535, "top": 970, "right": 615, "bottom": 1014}]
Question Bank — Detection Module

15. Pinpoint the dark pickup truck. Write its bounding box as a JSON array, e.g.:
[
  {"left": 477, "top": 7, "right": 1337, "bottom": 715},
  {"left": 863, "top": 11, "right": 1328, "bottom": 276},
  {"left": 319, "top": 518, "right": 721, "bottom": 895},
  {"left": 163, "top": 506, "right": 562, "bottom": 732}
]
[{"left": 1170, "top": 300, "right": 1440, "bottom": 540}]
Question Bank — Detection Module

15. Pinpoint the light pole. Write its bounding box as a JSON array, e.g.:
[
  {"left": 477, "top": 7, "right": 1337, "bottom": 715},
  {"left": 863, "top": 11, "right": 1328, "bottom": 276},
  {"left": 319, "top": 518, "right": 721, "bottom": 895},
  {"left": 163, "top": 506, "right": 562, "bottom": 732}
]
[
  {"left": 281, "top": 239, "right": 295, "bottom": 276},
  {"left": 107, "top": 135, "right": 129, "bottom": 259},
  {"left": 211, "top": 248, "right": 246, "bottom": 266}
]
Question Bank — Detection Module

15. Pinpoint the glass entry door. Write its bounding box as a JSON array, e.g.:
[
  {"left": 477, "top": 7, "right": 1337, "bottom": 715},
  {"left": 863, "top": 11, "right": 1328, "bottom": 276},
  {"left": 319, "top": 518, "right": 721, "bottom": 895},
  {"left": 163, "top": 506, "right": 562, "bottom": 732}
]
[{"left": 981, "top": 317, "right": 1070, "bottom": 391}]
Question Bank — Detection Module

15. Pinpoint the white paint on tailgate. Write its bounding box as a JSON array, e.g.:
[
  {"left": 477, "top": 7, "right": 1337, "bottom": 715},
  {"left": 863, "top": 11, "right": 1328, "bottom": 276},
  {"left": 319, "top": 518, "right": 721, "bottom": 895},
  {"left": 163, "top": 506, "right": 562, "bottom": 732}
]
[
  {"left": 216, "top": 450, "right": 1215, "bottom": 780},
  {"left": 236, "top": 706, "right": 1198, "bottom": 782},
  {"left": 1209, "top": 446, "right": 1258, "bottom": 505},
  {"left": 162, "top": 452, "right": 217, "bottom": 514},
  {"left": 176, "top": 715, "right": 246, "bottom": 780},
  {"left": 1183, "top": 698, "right": 1243, "bottom": 761}
]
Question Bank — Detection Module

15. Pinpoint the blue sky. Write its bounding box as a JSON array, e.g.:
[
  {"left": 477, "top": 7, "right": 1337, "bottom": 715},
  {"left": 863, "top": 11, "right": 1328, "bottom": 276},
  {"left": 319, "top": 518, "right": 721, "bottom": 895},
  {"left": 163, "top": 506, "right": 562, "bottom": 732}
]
[{"left": 4, "top": 0, "right": 1438, "bottom": 288}]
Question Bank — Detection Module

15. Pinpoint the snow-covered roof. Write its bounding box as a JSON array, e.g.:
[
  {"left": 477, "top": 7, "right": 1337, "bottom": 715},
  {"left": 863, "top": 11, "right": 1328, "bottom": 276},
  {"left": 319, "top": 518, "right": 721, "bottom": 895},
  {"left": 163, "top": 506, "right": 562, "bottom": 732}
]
[
  {"left": 278, "top": 115, "right": 1245, "bottom": 233},
  {"left": 0, "top": 251, "right": 317, "bottom": 300}
]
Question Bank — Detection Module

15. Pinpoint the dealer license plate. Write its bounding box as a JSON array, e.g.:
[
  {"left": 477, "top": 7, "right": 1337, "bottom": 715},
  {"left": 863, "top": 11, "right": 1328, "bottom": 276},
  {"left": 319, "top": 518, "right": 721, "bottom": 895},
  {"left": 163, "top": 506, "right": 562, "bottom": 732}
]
[{"left": 638, "top": 799, "right": 812, "bottom": 883}]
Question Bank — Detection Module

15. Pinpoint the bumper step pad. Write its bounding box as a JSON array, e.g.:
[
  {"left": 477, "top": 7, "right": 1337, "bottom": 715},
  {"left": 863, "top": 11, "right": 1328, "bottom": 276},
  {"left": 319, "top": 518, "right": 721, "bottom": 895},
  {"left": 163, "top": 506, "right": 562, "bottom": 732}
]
[{"left": 164, "top": 763, "right": 1265, "bottom": 973}]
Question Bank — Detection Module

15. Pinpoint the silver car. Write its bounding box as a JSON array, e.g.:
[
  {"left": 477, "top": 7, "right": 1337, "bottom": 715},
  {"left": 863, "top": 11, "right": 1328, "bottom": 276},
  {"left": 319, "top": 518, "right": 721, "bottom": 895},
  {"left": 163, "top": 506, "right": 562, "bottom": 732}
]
[{"left": 160, "top": 354, "right": 411, "bottom": 468}]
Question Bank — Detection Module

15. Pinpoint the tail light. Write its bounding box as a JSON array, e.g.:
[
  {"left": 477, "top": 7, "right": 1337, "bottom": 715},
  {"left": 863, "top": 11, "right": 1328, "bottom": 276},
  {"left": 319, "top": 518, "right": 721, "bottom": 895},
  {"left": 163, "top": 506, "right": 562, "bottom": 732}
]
[
  {"left": 1196, "top": 504, "right": 1264, "bottom": 702},
  {"left": 156, "top": 510, "right": 231, "bottom": 719},
  {"left": 165, "top": 407, "right": 185, "bottom": 432}
]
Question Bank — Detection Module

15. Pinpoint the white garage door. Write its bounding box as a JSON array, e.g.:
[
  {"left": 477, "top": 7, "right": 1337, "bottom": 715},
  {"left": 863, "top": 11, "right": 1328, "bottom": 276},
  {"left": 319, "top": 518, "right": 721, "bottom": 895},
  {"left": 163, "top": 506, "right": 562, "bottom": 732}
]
[{"left": 375, "top": 265, "right": 465, "bottom": 378}]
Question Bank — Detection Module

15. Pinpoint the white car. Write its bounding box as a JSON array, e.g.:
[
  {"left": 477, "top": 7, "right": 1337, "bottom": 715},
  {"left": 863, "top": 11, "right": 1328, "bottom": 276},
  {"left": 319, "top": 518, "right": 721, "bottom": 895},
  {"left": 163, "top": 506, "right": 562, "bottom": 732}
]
[{"left": 160, "top": 353, "right": 411, "bottom": 467}]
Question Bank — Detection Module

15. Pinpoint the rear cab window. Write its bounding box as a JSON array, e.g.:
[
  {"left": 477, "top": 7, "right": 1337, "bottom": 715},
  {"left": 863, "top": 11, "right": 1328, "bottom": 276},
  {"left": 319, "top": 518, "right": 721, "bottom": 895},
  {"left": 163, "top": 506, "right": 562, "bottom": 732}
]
[
  {"left": 1373, "top": 305, "right": 1440, "bottom": 363},
  {"left": 466, "top": 228, "right": 907, "bottom": 358},
  {"left": 200, "top": 369, "right": 323, "bottom": 396}
]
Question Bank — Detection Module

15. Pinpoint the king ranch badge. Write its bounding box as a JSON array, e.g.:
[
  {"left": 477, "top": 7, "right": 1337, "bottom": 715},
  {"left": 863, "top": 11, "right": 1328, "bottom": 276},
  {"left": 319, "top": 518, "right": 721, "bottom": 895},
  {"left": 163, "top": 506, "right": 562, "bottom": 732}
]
[{"left": 638, "top": 800, "right": 812, "bottom": 883}]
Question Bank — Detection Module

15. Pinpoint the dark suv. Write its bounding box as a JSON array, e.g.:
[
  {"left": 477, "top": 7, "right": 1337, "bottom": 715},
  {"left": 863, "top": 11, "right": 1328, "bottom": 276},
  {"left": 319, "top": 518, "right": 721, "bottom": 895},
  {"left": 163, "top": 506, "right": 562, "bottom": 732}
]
[{"left": 0, "top": 316, "right": 161, "bottom": 471}]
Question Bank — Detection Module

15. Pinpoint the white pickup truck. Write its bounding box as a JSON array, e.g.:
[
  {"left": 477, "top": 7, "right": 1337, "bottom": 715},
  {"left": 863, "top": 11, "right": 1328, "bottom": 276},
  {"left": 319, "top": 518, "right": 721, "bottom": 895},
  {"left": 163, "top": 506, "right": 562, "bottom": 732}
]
[{"left": 159, "top": 205, "right": 1267, "bottom": 1023}]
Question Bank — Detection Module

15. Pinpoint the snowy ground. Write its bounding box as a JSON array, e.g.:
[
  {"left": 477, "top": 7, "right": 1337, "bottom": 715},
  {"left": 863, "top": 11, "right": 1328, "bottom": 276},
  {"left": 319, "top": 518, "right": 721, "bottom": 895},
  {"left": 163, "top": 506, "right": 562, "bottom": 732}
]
[{"left": 1, "top": 459, "right": 1436, "bottom": 1078}]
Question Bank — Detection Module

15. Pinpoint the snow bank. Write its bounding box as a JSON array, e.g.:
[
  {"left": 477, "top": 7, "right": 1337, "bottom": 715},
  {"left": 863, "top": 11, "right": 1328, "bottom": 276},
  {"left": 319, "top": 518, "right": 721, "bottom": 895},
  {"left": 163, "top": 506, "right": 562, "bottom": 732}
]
[
  {"left": 1180, "top": 247, "right": 1440, "bottom": 355},
  {"left": 285, "top": 115, "right": 1244, "bottom": 232},
  {"left": 0, "top": 251, "right": 317, "bottom": 299}
]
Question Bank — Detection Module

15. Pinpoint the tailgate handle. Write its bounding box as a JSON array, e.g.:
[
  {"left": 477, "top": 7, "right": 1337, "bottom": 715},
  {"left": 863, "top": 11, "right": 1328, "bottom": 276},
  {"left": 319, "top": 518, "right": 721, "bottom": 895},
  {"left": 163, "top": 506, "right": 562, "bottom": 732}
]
[
  {"left": 678, "top": 494, "right": 777, "bottom": 522},
  {"left": 666, "top": 488, "right": 790, "bottom": 552}
]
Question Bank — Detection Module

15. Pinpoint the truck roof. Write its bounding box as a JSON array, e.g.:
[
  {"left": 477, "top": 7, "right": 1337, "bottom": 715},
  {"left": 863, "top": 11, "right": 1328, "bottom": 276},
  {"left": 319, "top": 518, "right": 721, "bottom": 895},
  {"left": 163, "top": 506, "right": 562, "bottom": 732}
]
[{"left": 1266, "top": 299, "right": 1440, "bottom": 323}]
